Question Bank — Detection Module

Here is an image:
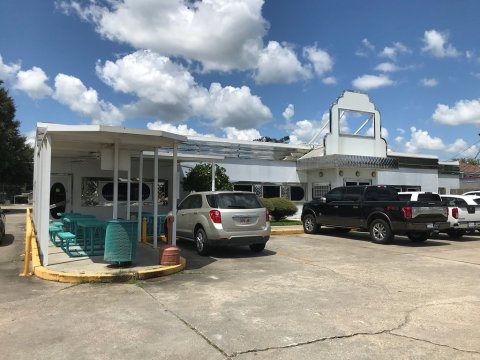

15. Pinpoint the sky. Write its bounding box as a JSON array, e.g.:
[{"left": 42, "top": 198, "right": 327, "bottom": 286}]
[{"left": 1, "top": 0, "right": 480, "bottom": 161}]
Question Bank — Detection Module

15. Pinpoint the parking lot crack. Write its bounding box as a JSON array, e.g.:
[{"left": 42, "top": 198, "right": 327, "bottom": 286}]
[{"left": 139, "top": 287, "right": 230, "bottom": 359}]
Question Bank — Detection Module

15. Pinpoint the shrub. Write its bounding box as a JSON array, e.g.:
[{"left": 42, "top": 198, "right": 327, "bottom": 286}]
[{"left": 260, "top": 197, "right": 298, "bottom": 221}]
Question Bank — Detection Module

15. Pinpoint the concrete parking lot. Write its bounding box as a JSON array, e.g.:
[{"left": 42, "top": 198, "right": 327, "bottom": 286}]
[{"left": 1, "top": 212, "right": 479, "bottom": 359}]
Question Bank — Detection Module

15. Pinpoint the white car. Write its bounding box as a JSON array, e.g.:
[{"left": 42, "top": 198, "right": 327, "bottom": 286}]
[
  {"left": 440, "top": 195, "right": 480, "bottom": 238},
  {"left": 462, "top": 190, "right": 480, "bottom": 197}
]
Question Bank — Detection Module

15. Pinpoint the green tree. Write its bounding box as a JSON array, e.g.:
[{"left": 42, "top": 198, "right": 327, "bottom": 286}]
[
  {"left": 182, "top": 163, "right": 233, "bottom": 192},
  {"left": 254, "top": 135, "right": 290, "bottom": 143},
  {"left": 0, "top": 81, "right": 33, "bottom": 198}
]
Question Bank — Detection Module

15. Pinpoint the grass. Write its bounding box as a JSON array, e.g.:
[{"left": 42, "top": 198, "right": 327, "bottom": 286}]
[{"left": 270, "top": 219, "right": 302, "bottom": 226}]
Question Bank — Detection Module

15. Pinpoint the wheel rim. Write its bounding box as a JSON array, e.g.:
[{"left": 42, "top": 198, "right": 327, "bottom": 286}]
[
  {"left": 195, "top": 231, "right": 204, "bottom": 252},
  {"left": 305, "top": 217, "right": 314, "bottom": 232},
  {"left": 372, "top": 222, "right": 386, "bottom": 241}
]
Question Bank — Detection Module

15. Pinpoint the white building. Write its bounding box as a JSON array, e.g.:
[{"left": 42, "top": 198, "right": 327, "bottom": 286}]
[{"left": 33, "top": 90, "right": 459, "bottom": 264}]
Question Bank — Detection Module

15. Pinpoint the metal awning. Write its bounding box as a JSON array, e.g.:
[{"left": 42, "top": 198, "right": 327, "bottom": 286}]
[
  {"left": 297, "top": 153, "right": 398, "bottom": 170},
  {"left": 175, "top": 136, "right": 312, "bottom": 161}
]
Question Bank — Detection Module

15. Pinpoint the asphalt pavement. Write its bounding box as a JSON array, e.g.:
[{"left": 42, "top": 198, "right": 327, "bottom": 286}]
[{"left": 1, "top": 212, "right": 479, "bottom": 359}]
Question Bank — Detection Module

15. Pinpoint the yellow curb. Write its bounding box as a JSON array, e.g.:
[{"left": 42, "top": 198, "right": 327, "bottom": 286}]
[
  {"left": 31, "top": 232, "right": 185, "bottom": 283},
  {"left": 271, "top": 229, "right": 304, "bottom": 235}
]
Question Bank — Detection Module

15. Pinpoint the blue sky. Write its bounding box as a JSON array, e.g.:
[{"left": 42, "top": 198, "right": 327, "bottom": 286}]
[{"left": 2, "top": 0, "right": 480, "bottom": 160}]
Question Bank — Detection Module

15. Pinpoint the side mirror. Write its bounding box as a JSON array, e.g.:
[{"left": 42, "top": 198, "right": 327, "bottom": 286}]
[{"left": 320, "top": 197, "right": 326, "bottom": 203}]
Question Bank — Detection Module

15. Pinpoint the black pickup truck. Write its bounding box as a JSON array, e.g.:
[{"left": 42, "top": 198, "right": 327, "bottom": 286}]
[{"left": 301, "top": 185, "right": 449, "bottom": 244}]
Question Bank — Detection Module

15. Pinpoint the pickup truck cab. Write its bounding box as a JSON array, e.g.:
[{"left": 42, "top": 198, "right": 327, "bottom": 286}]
[
  {"left": 301, "top": 185, "right": 449, "bottom": 244},
  {"left": 440, "top": 195, "right": 480, "bottom": 238}
]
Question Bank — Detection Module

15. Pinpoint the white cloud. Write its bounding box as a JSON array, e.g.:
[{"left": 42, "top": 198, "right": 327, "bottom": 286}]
[
  {"left": 97, "top": 50, "right": 272, "bottom": 128},
  {"left": 303, "top": 45, "right": 333, "bottom": 77},
  {"left": 432, "top": 98, "right": 480, "bottom": 125},
  {"left": 420, "top": 78, "right": 438, "bottom": 87},
  {"left": 14, "top": 67, "right": 53, "bottom": 99},
  {"left": 194, "top": 83, "right": 272, "bottom": 128},
  {"left": 379, "top": 42, "right": 410, "bottom": 60},
  {"left": 288, "top": 112, "right": 329, "bottom": 145},
  {"left": 322, "top": 76, "right": 337, "bottom": 85},
  {"left": 352, "top": 74, "right": 395, "bottom": 91},
  {"left": 375, "top": 62, "right": 400, "bottom": 72},
  {"left": 355, "top": 38, "right": 375, "bottom": 57},
  {"left": 222, "top": 127, "right": 260, "bottom": 141},
  {"left": 422, "top": 30, "right": 460, "bottom": 58},
  {"left": 62, "top": 0, "right": 267, "bottom": 72},
  {"left": 24, "top": 129, "right": 36, "bottom": 148},
  {"left": 395, "top": 136, "right": 404, "bottom": 144},
  {"left": 404, "top": 127, "right": 445, "bottom": 153},
  {"left": 146, "top": 121, "right": 212, "bottom": 137},
  {"left": 445, "top": 138, "right": 479, "bottom": 157},
  {"left": 54, "top": 73, "right": 124, "bottom": 125},
  {"left": 282, "top": 104, "right": 294, "bottom": 121},
  {"left": 254, "top": 41, "right": 311, "bottom": 84},
  {"left": 0, "top": 55, "right": 20, "bottom": 81},
  {"left": 396, "top": 128, "right": 405, "bottom": 135}
]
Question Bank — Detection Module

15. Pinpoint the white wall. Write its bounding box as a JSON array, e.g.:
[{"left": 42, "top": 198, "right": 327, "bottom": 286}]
[
  {"left": 377, "top": 167, "right": 438, "bottom": 191},
  {"left": 51, "top": 156, "right": 175, "bottom": 220},
  {"left": 438, "top": 174, "right": 460, "bottom": 194}
]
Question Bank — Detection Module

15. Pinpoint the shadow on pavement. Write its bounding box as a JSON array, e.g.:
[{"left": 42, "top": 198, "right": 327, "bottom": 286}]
[{"left": 0, "top": 234, "right": 15, "bottom": 247}]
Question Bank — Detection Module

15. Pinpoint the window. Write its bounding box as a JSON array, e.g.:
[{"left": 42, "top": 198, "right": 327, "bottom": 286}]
[
  {"left": 178, "top": 194, "right": 202, "bottom": 210},
  {"left": 207, "top": 193, "right": 263, "bottom": 209},
  {"left": 234, "top": 184, "right": 253, "bottom": 192},
  {"left": 313, "top": 183, "right": 331, "bottom": 199},
  {"left": 325, "top": 187, "right": 344, "bottom": 202},
  {"left": 344, "top": 187, "right": 362, "bottom": 201},
  {"left": 290, "top": 186, "right": 305, "bottom": 201},
  {"left": 263, "top": 185, "right": 280, "bottom": 198},
  {"left": 417, "top": 194, "right": 441, "bottom": 202},
  {"left": 339, "top": 109, "right": 374, "bottom": 137},
  {"left": 364, "top": 186, "right": 399, "bottom": 201}
]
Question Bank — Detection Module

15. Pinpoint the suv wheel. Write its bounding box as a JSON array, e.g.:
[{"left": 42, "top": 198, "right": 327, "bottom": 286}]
[
  {"left": 249, "top": 243, "right": 265, "bottom": 252},
  {"left": 369, "top": 219, "right": 393, "bottom": 244},
  {"left": 195, "top": 228, "right": 210, "bottom": 256},
  {"left": 303, "top": 214, "right": 320, "bottom": 234}
]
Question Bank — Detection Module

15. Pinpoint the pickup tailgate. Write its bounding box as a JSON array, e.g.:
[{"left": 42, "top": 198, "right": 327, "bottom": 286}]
[{"left": 409, "top": 202, "right": 447, "bottom": 223}]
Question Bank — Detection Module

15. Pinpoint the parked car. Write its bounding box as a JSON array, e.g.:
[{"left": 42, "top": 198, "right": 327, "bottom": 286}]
[
  {"left": 302, "top": 185, "right": 449, "bottom": 244},
  {"left": 0, "top": 208, "right": 6, "bottom": 244},
  {"left": 440, "top": 195, "right": 480, "bottom": 238},
  {"left": 462, "top": 190, "right": 480, "bottom": 197},
  {"left": 171, "top": 191, "right": 271, "bottom": 255}
]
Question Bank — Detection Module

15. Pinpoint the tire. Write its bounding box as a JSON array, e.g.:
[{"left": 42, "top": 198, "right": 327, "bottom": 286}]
[
  {"left": 446, "top": 229, "right": 464, "bottom": 239},
  {"left": 194, "top": 228, "right": 210, "bottom": 256},
  {"left": 249, "top": 243, "right": 266, "bottom": 252},
  {"left": 303, "top": 214, "right": 321, "bottom": 234},
  {"left": 407, "top": 232, "right": 429, "bottom": 242},
  {"left": 369, "top": 218, "right": 393, "bottom": 244}
]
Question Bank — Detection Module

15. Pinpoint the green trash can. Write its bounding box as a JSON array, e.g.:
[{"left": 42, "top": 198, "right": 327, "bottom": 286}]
[{"left": 104, "top": 220, "right": 138, "bottom": 265}]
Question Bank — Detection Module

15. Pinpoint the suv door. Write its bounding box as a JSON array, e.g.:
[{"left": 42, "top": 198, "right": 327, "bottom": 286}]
[
  {"left": 338, "top": 186, "right": 363, "bottom": 226},
  {"left": 177, "top": 194, "right": 203, "bottom": 239},
  {"left": 322, "top": 187, "right": 345, "bottom": 225}
]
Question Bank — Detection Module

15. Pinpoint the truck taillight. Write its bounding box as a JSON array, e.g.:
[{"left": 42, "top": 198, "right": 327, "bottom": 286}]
[
  {"left": 402, "top": 207, "right": 412, "bottom": 220},
  {"left": 451, "top": 207, "right": 458, "bottom": 219},
  {"left": 209, "top": 210, "right": 222, "bottom": 224},
  {"left": 266, "top": 208, "right": 270, "bottom": 222}
]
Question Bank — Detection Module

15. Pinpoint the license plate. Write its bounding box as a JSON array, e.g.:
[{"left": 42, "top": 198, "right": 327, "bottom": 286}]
[
  {"left": 468, "top": 222, "right": 475, "bottom": 228},
  {"left": 239, "top": 217, "right": 251, "bottom": 224}
]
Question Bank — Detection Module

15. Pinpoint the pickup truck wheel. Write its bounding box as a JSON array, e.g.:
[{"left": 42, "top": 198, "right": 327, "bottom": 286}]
[
  {"left": 407, "top": 232, "right": 429, "bottom": 242},
  {"left": 369, "top": 219, "right": 393, "bottom": 244},
  {"left": 303, "top": 214, "right": 320, "bottom": 234},
  {"left": 446, "top": 229, "right": 464, "bottom": 239}
]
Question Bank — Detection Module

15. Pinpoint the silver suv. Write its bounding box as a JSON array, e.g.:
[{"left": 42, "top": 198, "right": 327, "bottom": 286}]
[{"left": 175, "top": 191, "right": 271, "bottom": 255}]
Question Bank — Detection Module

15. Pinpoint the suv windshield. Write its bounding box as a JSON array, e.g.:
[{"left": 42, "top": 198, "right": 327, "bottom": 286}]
[
  {"left": 417, "top": 193, "right": 441, "bottom": 202},
  {"left": 206, "top": 193, "right": 263, "bottom": 209}
]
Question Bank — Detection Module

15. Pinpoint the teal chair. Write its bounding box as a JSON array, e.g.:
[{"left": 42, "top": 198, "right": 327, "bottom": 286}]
[{"left": 104, "top": 220, "right": 138, "bottom": 266}]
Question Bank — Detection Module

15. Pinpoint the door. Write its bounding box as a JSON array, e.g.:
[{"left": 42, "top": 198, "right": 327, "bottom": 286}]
[
  {"left": 176, "top": 194, "right": 203, "bottom": 239},
  {"left": 338, "top": 186, "right": 363, "bottom": 226},
  {"left": 50, "top": 174, "right": 72, "bottom": 219}
]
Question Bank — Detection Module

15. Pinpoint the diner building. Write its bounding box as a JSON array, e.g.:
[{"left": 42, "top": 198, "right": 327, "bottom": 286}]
[{"left": 33, "top": 90, "right": 460, "bottom": 264}]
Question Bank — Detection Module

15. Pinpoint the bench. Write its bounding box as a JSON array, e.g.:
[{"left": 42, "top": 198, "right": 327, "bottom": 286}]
[{"left": 57, "top": 231, "right": 86, "bottom": 257}]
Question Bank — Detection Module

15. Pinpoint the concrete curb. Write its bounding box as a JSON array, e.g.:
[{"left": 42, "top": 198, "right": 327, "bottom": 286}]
[
  {"left": 271, "top": 227, "right": 304, "bottom": 235},
  {"left": 31, "top": 233, "right": 185, "bottom": 284}
]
